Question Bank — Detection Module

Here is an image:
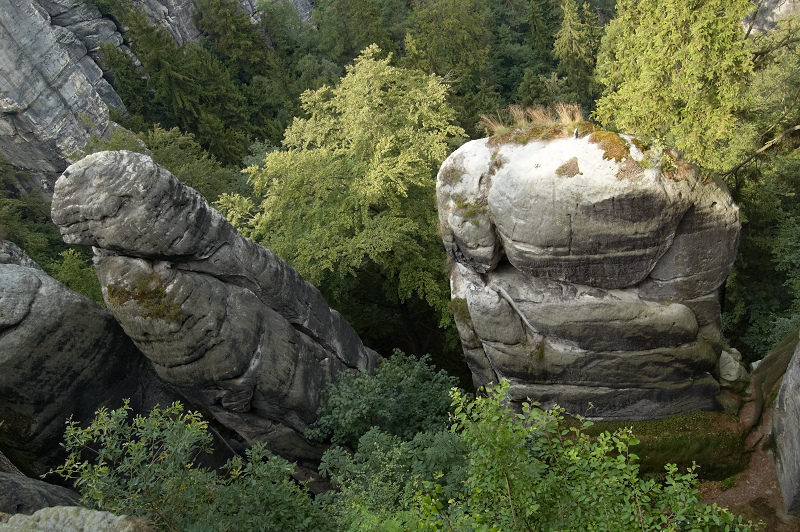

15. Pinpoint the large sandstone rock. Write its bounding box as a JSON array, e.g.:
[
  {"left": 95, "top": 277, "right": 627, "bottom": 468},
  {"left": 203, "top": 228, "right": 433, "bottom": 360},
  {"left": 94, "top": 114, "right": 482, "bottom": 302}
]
[
  {"left": 51, "top": 151, "right": 380, "bottom": 463},
  {"left": 440, "top": 132, "right": 740, "bottom": 420},
  {"left": 0, "top": 506, "right": 150, "bottom": 531},
  {"left": 0, "top": 474, "right": 79, "bottom": 516},
  {"left": 0, "top": 247, "right": 180, "bottom": 477},
  {"left": 774, "top": 333, "right": 800, "bottom": 515}
]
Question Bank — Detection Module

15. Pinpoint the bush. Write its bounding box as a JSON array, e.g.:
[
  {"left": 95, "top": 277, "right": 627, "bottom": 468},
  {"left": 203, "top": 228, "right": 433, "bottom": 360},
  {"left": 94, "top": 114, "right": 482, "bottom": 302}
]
[
  {"left": 415, "top": 381, "right": 756, "bottom": 532},
  {"left": 50, "top": 401, "right": 325, "bottom": 532},
  {"left": 307, "top": 351, "right": 459, "bottom": 447}
]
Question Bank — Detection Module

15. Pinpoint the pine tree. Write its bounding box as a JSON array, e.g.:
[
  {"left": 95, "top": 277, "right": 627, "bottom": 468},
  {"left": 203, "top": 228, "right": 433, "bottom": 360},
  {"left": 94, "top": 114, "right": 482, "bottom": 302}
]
[{"left": 552, "top": 0, "right": 593, "bottom": 104}]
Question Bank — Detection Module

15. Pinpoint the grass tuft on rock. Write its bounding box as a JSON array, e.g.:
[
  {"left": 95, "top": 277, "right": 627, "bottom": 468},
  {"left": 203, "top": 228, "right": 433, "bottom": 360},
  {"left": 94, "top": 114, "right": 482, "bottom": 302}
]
[{"left": 480, "top": 103, "right": 597, "bottom": 145}]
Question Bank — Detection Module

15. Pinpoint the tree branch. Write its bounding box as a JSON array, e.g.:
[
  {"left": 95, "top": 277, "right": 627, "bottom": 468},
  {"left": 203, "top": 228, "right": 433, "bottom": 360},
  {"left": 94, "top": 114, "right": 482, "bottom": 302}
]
[{"left": 724, "top": 123, "right": 800, "bottom": 178}]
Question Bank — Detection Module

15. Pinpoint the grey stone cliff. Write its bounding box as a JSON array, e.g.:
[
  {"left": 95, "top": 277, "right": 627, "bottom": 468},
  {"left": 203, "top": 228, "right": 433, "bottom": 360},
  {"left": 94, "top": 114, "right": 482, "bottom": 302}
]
[
  {"left": 774, "top": 332, "right": 800, "bottom": 515},
  {"left": 0, "top": 474, "right": 80, "bottom": 516},
  {"left": 51, "top": 150, "right": 379, "bottom": 462},
  {"left": 0, "top": 244, "right": 181, "bottom": 478},
  {"left": 439, "top": 133, "right": 741, "bottom": 420},
  {"left": 0, "top": 506, "right": 150, "bottom": 531},
  {"left": 0, "top": 0, "right": 313, "bottom": 191},
  {"left": 0, "top": 0, "right": 116, "bottom": 192}
]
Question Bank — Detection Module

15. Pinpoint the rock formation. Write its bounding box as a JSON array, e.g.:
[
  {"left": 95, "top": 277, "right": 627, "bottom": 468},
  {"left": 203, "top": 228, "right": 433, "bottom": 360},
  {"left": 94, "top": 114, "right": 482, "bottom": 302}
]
[
  {"left": 0, "top": 0, "right": 117, "bottom": 192},
  {"left": 0, "top": 474, "right": 80, "bottom": 516},
  {"left": 0, "top": 241, "right": 181, "bottom": 477},
  {"left": 438, "top": 131, "right": 740, "bottom": 420},
  {"left": 774, "top": 332, "right": 800, "bottom": 515},
  {"left": 51, "top": 151, "right": 380, "bottom": 463},
  {"left": 0, "top": 0, "right": 312, "bottom": 192},
  {"left": 0, "top": 506, "right": 151, "bottom": 531}
]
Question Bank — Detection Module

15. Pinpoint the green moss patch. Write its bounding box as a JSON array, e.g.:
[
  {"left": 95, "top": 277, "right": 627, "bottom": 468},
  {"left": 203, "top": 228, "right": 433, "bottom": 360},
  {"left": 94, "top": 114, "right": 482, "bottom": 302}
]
[
  {"left": 588, "top": 131, "right": 629, "bottom": 162},
  {"left": 579, "top": 410, "right": 748, "bottom": 480},
  {"left": 453, "top": 194, "right": 487, "bottom": 225},
  {"left": 450, "top": 297, "right": 471, "bottom": 324},
  {"left": 107, "top": 273, "right": 182, "bottom": 324}
]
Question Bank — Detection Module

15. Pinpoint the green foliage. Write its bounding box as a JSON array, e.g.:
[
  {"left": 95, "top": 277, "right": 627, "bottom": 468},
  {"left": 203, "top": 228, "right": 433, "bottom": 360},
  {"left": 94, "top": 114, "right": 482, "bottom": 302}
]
[
  {"left": 48, "top": 249, "right": 104, "bottom": 304},
  {"left": 318, "top": 427, "right": 466, "bottom": 523},
  {"left": 415, "top": 381, "right": 755, "bottom": 531},
  {"left": 0, "top": 155, "right": 65, "bottom": 266},
  {"left": 308, "top": 351, "right": 458, "bottom": 447},
  {"left": 50, "top": 401, "right": 325, "bottom": 532},
  {"left": 314, "top": 0, "right": 394, "bottom": 65},
  {"left": 219, "top": 46, "right": 464, "bottom": 341},
  {"left": 553, "top": 0, "right": 598, "bottom": 107},
  {"left": 593, "top": 0, "right": 754, "bottom": 172},
  {"left": 404, "top": 0, "right": 497, "bottom": 135}
]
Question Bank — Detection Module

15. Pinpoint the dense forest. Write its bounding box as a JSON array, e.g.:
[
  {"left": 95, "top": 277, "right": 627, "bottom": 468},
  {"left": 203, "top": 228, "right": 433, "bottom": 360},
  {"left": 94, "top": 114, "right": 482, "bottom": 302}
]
[{"left": 1, "top": 0, "right": 799, "bottom": 528}]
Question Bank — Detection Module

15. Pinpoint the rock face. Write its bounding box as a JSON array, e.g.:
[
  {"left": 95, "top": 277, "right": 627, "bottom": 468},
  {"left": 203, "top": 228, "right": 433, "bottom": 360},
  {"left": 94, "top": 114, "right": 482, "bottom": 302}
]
[
  {"left": 0, "top": 245, "right": 181, "bottom": 477},
  {"left": 774, "top": 333, "right": 800, "bottom": 515},
  {"left": 439, "top": 132, "right": 740, "bottom": 420},
  {"left": 0, "top": 474, "right": 80, "bottom": 516},
  {"left": 0, "top": 0, "right": 116, "bottom": 192},
  {"left": 0, "top": 0, "right": 312, "bottom": 192},
  {"left": 0, "top": 506, "right": 150, "bottom": 532},
  {"left": 51, "top": 151, "right": 380, "bottom": 463}
]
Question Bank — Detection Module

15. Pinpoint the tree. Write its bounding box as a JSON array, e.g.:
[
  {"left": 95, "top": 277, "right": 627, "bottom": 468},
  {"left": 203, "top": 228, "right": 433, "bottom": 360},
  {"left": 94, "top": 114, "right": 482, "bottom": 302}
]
[
  {"left": 403, "top": 0, "right": 496, "bottom": 135},
  {"left": 552, "top": 0, "right": 595, "bottom": 106},
  {"left": 593, "top": 0, "right": 755, "bottom": 172},
  {"left": 313, "top": 0, "right": 394, "bottom": 65},
  {"left": 218, "top": 46, "right": 464, "bottom": 354}
]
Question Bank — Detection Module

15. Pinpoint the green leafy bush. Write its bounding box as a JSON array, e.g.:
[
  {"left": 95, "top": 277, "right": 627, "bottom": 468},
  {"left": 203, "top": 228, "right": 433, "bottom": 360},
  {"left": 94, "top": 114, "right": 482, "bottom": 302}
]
[
  {"left": 50, "top": 401, "right": 325, "bottom": 532},
  {"left": 307, "top": 351, "right": 459, "bottom": 447},
  {"left": 48, "top": 249, "right": 104, "bottom": 304},
  {"left": 415, "top": 382, "right": 756, "bottom": 532}
]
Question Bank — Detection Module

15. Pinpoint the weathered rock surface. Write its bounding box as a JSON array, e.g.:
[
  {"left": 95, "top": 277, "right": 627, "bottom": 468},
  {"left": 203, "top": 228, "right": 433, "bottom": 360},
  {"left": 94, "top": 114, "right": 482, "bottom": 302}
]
[
  {"left": 440, "top": 133, "right": 740, "bottom": 419},
  {"left": 0, "top": 506, "right": 150, "bottom": 531},
  {"left": 0, "top": 250, "right": 180, "bottom": 477},
  {"left": 0, "top": 474, "right": 79, "bottom": 516},
  {"left": 0, "top": 0, "right": 115, "bottom": 192},
  {"left": 774, "top": 332, "right": 800, "bottom": 515},
  {"left": 51, "top": 150, "right": 380, "bottom": 463},
  {"left": 0, "top": 0, "right": 312, "bottom": 192}
]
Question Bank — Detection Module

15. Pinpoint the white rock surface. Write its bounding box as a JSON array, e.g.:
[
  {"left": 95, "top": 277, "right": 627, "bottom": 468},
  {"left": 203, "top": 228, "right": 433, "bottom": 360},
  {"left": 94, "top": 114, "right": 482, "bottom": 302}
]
[{"left": 440, "top": 133, "right": 741, "bottom": 419}]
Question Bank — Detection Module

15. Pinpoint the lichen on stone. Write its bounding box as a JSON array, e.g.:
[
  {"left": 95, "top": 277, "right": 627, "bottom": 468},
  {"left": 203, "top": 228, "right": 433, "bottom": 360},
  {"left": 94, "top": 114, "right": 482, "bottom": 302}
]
[
  {"left": 107, "top": 273, "right": 182, "bottom": 324},
  {"left": 449, "top": 297, "right": 471, "bottom": 324},
  {"left": 556, "top": 157, "right": 581, "bottom": 177},
  {"left": 588, "top": 131, "right": 629, "bottom": 162}
]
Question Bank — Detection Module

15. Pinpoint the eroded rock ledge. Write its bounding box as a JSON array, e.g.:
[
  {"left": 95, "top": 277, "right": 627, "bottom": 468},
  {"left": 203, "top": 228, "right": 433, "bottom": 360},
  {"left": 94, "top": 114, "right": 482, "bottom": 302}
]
[
  {"left": 51, "top": 151, "right": 380, "bottom": 461},
  {"left": 438, "top": 133, "right": 741, "bottom": 420}
]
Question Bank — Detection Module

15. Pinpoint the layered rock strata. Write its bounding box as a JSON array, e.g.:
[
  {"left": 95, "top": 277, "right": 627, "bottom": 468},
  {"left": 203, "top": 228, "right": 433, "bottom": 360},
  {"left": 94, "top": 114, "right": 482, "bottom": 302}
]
[
  {"left": 51, "top": 151, "right": 380, "bottom": 462},
  {"left": 0, "top": 0, "right": 115, "bottom": 192},
  {"left": 0, "top": 243, "right": 180, "bottom": 477},
  {"left": 439, "top": 132, "right": 740, "bottom": 420}
]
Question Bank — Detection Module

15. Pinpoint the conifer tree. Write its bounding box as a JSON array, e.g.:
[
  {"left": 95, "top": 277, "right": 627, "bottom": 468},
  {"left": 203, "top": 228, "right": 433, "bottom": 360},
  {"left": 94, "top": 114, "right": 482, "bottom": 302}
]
[{"left": 552, "top": 0, "right": 594, "bottom": 105}]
